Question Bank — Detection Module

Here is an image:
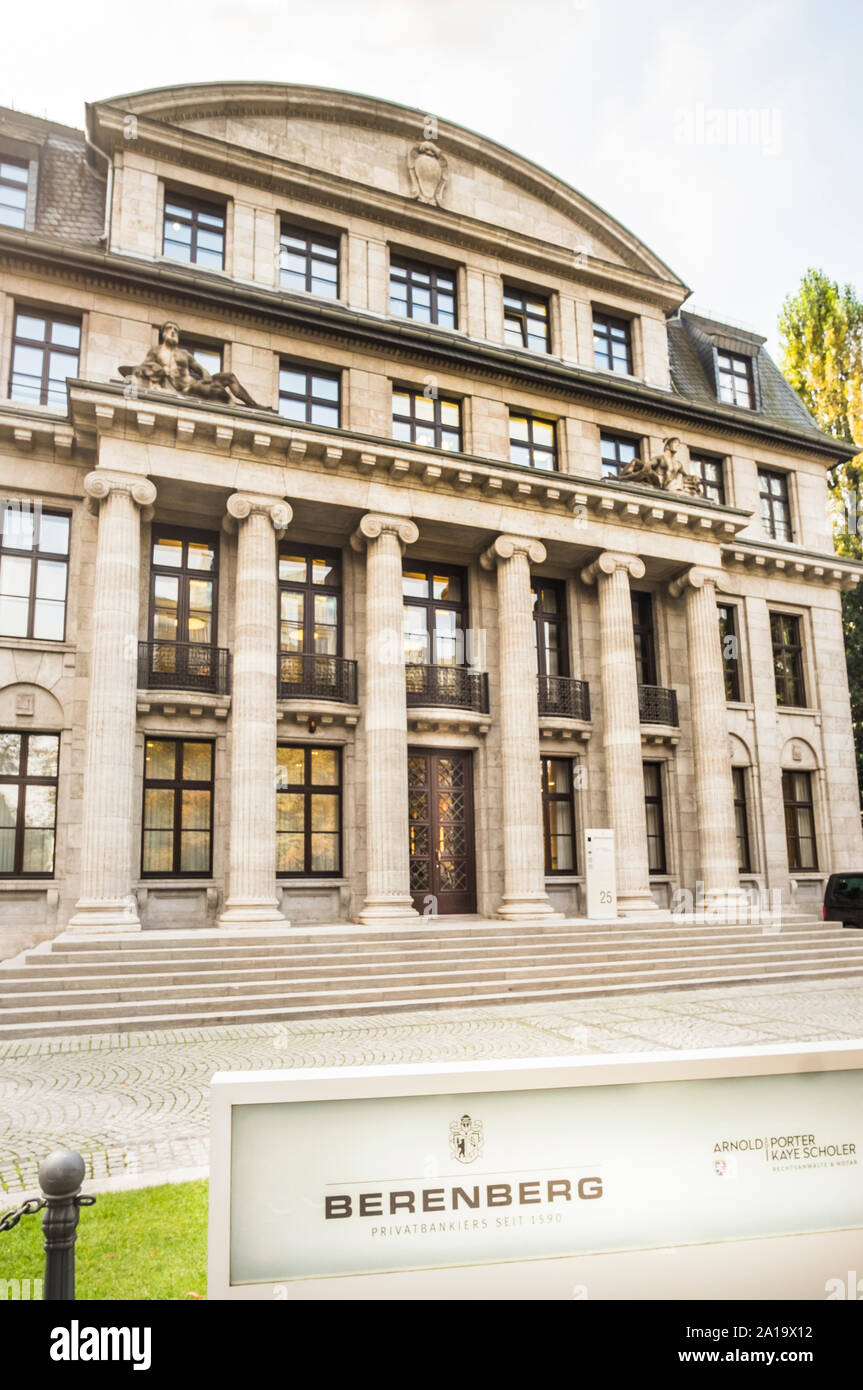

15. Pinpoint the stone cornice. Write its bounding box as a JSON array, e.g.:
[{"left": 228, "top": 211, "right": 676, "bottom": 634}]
[
  {"left": 0, "top": 228, "right": 853, "bottom": 465},
  {"left": 719, "top": 540, "right": 863, "bottom": 590}
]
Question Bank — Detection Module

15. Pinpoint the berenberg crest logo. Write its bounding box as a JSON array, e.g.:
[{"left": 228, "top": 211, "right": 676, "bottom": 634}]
[{"left": 450, "top": 1113, "right": 483, "bottom": 1164}]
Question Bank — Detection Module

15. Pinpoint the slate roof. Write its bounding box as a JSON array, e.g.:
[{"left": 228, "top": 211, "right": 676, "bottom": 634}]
[
  {"left": 668, "top": 311, "right": 827, "bottom": 443},
  {"left": 0, "top": 107, "right": 105, "bottom": 245}
]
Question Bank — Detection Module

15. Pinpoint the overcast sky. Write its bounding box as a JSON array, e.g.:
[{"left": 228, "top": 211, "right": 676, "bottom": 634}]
[{"left": 3, "top": 0, "right": 858, "bottom": 358}]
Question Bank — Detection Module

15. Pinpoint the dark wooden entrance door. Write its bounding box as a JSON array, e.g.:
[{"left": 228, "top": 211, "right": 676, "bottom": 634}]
[{"left": 408, "top": 749, "right": 476, "bottom": 915}]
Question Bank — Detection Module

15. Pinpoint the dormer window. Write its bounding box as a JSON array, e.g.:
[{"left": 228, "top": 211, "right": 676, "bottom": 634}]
[
  {"left": 717, "top": 350, "right": 755, "bottom": 408},
  {"left": 0, "top": 156, "right": 29, "bottom": 229}
]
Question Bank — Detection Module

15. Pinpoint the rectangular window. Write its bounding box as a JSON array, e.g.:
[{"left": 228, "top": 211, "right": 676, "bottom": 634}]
[
  {"left": 643, "top": 761, "right": 666, "bottom": 873},
  {"left": 758, "top": 468, "right": 793, "bottom": 542},
  {"left": 593, "top": 312, "right": 632, "bottom": 374},
  {"left": 0, "top": 731, "right": 59, "bottom": 876},
  {"left": 732, "top": 767, "right": 751, "bottom": 873},
  {"left": 141, "top": 739, "right": 213, "bottom": 877},
  {"left": 631, "top": 592, "right": 657, "bottom": 686},
  {"left": 503, "top": 288, "right": 550, "bottom": 353},
  {"left": 392, "top": 387, "right": 461, "bottom": 451},
  {"left": 182, "top": 339, "right": 223, "bottom": 376},
  {"left": 692, "top": 453, "right": 726, "bottom": 505},
  {"left": 279, "top": 225, "right": 339, "bottom": 298},
  {"left": 601, "top": 432, "right": 639, "bottom": 479},
  {"left": 278, "top": 366, "right": 340, "bottom": 427},
  {"left": 509, "top": 412, "right": 557, "bottom": 471},
  {"left": 0, "top": 504, "right": 70, "bottom": 641},
  {"left": 717, "top": 350, "right": 755, "bottom": 408},
  {"left": 717, "top": 603, "right": 741, "bottom": 702},
  {"left": 542, "top": 758, "right": 577, "bottom": 874},
  {"left": 148, "top": 527, "right": 218, "bottom": 688},
  {"left": 403, "top": 563, "right": 467, "bottom": 667},
  {"left": 277, "top": 744, "right": 342, "bottom": 876},
  {"left": 279, "top": 546, "right": 342, "bottom": 686},
  {"left": 10, "top": 309, "right": 81, "bottom": 408},
  {"left": 532, "top": 579, "right": 568, "bottom": 678},
  {"left": 783, "top": 770, "right": 817, "bottom": 871},
  {"left": 0, "top": 156, "right": 28, "bottom": 229},
  {"left": 163, "top": 191, "right": 225, "bottom": 269},
  {"left": 770, "top": 612, "right": 806, "bottom": 707},
  {"left": 389, "top": 257, "right": 456, "bottom": 328}
]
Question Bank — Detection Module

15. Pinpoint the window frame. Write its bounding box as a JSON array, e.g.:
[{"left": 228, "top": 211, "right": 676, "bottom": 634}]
[
  {"left": 508, "top": 411, "right": 558, "bottom": 472},
  {"left": 277, "top": 364, "right": 341, "bottom": 428},
  {"left": 692, "top": 453, "right": 726, "bottom": 505},
  {"left": 717, "top": 602, "right": 742, "bottom": 703},
  {"left": 717, "top": 350, "right": 755, "bottom": 409},
  {"left": 600, "top": 431, "right": 641, "bottom": 479},
  {"left": 392, "top": 386, "right": 462, "bottom": 452},
  {"left": 140, "top": 738, "right": 215, "bottom": 879},
  {"left": 279, "top": 223, "right": 340, "bottom": 298},
  {"left": 643, "top": 760, "right": 667, "bottom": 874},
  {"left": 181, "top": 337, "right": 224, "bottom": 377},
  {"left": 0, "top": 730, "right": 60, "bottom": 879},
  {"left": 541, "top": 756, "right": 578, "bottom": 876},
  {"left": 162, "top": 189, "right": 226, "bottom": 270},
  {"left": 592, "top": 311, "right": 633, "bottom": 374},
  {"left": 0, "top": 155, "right": 29, "bottom": 230},
  {"left": 9, "top": 307, "right": 81, "bottom": 409},
  {"left": 631, "top": 591, "right": 658, "bottom": 686},
  {"left": 278, "top": 544, "right": 343, "bottom": 666},
  {"left": 782, "top": 769, "right": 818, "bottom": 872},
  {"left": 389, "top": 255, "right": 457, "bottom": 329},
  {"left": 276, "top": 743, "right": 343, "bottom": 879},
  {"left": 732, "top": 766, "right": 752, "bottom": 874},
  {"left": 148, "top": 524, "right": 220, "bottom": 649},
  {"left": 402, "top": 561, "right": 469, "bottom": 668},
  {"left": 770, "top": 611, "right": 807, "bottom": 708},
  {"left": 503, "top": 286, "right": 551, "bottom": 353},
  {"left": 0, "top": 504, "right": 71, "bottom": 642},
  {"left": 758, "top": 468, "right": 793, "bottom": 542},
  {"left": 532, "top": 578, "right": 569, "bottom": 679}
]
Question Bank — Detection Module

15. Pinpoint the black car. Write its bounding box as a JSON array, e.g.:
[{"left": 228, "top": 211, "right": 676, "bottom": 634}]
[{"left": 823, "top": 873, "right": 863, "bottom": 928}]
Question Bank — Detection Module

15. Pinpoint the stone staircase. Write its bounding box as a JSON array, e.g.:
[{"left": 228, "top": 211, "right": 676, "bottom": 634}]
[{"left": 1, "top": 916, "right": 863, "bottom": 1039}]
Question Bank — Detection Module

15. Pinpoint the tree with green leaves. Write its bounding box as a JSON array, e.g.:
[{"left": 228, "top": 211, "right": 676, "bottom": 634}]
[{"left": 779, "top": 269, "right": 863, "bottom": 797}]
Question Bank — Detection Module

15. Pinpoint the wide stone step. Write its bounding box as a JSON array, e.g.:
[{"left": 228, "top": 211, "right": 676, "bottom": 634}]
[
  {"left": 2, "top": 949, "right": 862, "bottom": 1025},
  {"left": 24, "top": 921, "right": 837, "bottom": 969},
  {"left": 3, "top": 934, "right": 862, "bottom": 995},
  {"left": 1, "top": 959, "right": 862, "bottom": 1038}
]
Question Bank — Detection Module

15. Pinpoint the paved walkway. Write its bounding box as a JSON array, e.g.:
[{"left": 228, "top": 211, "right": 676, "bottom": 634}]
[{"left": 2, "top": 977, "right": 863, "bottom": 1195}]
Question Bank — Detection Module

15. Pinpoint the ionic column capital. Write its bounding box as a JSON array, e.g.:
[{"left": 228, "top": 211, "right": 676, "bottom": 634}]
[
  {"left": 224, "top": 492, "right": 292, "bottom": 537},
  {"left": 580, "top": 550, "right": 645, "bottom": 585},
  {"left": 668, "top": 565, "right": 724, "bottom": 598},
  {"left": 84, "top": 470, "right": 157, "bottom": 519},
  {"left": 479, "top": 534, "right": 546, "bottom": 570},
  {"left": 350, "top": 512, "right": 419, "bottom": 552}
]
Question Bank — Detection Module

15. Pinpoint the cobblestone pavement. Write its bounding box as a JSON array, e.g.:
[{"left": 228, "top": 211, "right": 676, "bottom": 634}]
[{"left": 2, "top": 977, "right": 863, "bottom": 1195}]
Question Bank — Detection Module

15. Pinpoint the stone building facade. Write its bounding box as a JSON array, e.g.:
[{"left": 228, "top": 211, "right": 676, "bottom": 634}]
[{"left": 0, "top": 82, "right": 860, "bottom": 955}]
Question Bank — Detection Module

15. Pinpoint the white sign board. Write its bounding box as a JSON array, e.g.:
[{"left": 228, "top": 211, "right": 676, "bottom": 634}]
[
  {"left": 584, "top": 827, "right": 617, "bottom": 918},
  {"left": 208, "top": 1041, "right": 863, "bottom": 1300}
]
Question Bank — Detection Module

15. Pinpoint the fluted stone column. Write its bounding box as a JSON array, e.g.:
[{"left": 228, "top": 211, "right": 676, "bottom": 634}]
[
  {"left": 481, "top": 535, "right": 559, "bottom": 921},
  {"left": 350, "top": 513, "right": 420, "bottom": 923},
  {"left": 670, "top": 567, "right": 747, "bottom": 911},
  {"left": 581, "top": 551, "right": 661, "bottom": 917},
  {"left": 67, "top": 471, "right": 157, "bottom": 933},
  {"left": 218, "top": 493, "right": 291, "bottom": 928}
]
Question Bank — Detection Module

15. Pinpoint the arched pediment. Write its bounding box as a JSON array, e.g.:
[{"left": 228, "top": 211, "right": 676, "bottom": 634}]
[
  {"left": 729, "top": 732, "right": 753, "bottom": 766},
  {"left": 0, "top": 682, "right": 65, "bottom": 727},
  {"left": 90, "top": 83, "right": 686, "bottom": 291},
  {"left": 780, "top": 736, "right": 820, "bottom": 771}
]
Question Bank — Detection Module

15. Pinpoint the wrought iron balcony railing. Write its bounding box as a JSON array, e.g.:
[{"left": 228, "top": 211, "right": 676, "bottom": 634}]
[
  {"left": 638, "top": 683, "right": 679, "bottom": 726},
  {"left": 537, "top": 675, "right": 591, "bottom": 720},
  {"left": 138, "top": 641, "right": 231, "bottom": 695},
  {"left": 279, "top": 652, "right": 358, "bottom": 704},
  {"left": 405, "top": 663, "right": 490, "bottom": 714}
]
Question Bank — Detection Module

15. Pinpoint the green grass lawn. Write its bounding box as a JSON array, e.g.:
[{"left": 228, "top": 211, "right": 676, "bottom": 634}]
[{"left": 0, "top": 1180, "right": 208, "bottom": 1300}]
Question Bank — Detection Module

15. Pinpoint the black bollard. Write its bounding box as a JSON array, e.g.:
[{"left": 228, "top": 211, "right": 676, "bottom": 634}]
[{"left": 38, "top": 1149, "right": 88, "bottom": 1301}]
